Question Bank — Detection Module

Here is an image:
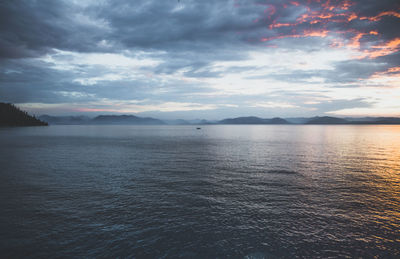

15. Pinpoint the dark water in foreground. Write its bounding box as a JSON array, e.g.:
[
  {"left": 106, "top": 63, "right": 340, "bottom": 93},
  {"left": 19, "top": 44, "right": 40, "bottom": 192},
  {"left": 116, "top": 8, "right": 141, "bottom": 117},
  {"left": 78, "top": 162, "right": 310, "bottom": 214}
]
[{"left": 0, "top": 125, "right": 399, "bottom": 258}]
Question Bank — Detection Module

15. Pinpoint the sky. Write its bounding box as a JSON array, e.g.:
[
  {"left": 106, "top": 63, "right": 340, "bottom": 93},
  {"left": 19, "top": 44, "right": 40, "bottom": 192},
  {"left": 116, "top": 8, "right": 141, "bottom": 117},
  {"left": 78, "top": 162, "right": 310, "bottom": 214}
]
[{"left": 0, "top": 0, "right": 399, "bottom": 119}]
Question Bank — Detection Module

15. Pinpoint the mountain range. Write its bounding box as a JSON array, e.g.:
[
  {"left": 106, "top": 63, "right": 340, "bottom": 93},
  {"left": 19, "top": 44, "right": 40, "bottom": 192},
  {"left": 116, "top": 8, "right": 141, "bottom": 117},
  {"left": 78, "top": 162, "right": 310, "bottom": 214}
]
[
  {"left": 92, "top": 115, "right": 165, "bottom": 125},
  {"left": 219, "top": 116, "right": 289, "bottom": 124},
  {"left": 2, "top": 102, "right": 400, "bottom": 127},
  {"left": 37, "top": 115, "right": 400, "bottom": 125},
  {"left": 39, "top": 115, "right": 165, "bottom": 125}
]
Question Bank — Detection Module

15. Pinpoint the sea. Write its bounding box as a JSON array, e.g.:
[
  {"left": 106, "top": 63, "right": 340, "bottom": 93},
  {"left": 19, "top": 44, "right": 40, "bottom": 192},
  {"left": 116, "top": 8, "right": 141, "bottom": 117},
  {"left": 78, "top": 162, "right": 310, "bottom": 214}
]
[{"left": 0, "top": 125, "right": 399, "bottom": 258}]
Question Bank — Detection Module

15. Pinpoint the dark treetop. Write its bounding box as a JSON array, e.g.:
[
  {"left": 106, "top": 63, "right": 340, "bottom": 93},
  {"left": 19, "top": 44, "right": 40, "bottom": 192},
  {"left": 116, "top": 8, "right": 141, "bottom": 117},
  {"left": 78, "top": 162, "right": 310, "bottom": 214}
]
[{"left": 0, "top": 103, "right": 47, "bottom": 127}]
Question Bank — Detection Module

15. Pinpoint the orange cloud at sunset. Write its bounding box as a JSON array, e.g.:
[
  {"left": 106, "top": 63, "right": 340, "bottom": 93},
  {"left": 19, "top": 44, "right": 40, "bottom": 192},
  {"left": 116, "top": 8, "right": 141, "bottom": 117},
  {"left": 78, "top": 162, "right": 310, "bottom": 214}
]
[
  {"left": 388, "top": 67, "right": 400, "bottom": 73},
  {"left": 360, "top": 11, "right": 400, "bottom": 21},
  {"left": 363, "top": 38, "right": 400, "bottom": 59}
]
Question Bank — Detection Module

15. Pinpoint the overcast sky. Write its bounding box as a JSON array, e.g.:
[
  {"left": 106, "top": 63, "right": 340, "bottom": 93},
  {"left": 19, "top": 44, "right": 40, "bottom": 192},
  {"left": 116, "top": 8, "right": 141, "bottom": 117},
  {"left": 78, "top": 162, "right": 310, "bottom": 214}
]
[{"left": 1, "top": 0, "right": 399, "bottom": 119}]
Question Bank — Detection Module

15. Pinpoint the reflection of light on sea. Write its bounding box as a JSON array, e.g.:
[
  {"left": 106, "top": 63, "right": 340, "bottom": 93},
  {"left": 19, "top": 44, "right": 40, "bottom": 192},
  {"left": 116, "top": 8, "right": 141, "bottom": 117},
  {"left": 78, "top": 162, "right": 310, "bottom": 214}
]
[
  {"left": 368, "top": 126, "right": 400, "bottom": 235},
  {"left": 333, "top": 126, "right": 400, "bottom": 243},
  {"left": 1, "top": 124, "right": 400, "bottom": 257},
  {"left": 278, "top": 125, "right": 400, "bottom": 236}
]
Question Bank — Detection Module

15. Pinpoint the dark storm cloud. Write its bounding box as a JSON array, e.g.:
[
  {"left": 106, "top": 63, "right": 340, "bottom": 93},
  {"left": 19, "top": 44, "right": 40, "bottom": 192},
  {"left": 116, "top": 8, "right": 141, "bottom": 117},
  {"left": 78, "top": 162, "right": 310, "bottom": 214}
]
[
  {"left": 1, "top": 0, "right": 399, "bottom": 56},
  {"left": 0, "top": 0, "right": 258, "bottom": 59},
  {"left": 0, "top": 54, "right": 216, "bottom": 106},
  {"left": 0, "top": 58, "right": 88, "bottom": 103},
  {"left": 0, "top": 0, "right": 112, "bottom": 59}
]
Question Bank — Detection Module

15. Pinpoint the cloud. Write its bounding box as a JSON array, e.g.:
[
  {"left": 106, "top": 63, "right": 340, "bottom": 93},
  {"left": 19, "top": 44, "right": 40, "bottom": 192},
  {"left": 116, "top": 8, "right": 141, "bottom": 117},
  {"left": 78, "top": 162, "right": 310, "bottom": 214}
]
[{"left": 0, "top": 0, "right": 399, "bottom": 118}]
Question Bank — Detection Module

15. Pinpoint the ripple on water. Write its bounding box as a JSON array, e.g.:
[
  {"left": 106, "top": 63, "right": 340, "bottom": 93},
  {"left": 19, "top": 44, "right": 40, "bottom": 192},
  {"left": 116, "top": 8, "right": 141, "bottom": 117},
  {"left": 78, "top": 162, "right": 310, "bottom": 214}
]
[{"left": 0, "top": 125, "right": 400, "bottom": 258}]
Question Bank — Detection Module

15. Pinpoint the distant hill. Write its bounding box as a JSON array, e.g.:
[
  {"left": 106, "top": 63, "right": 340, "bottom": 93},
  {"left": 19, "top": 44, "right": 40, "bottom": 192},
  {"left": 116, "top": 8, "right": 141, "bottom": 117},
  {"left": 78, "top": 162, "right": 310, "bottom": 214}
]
[
  {"left": 92, "top": 115, "right": 165, "bottom": 125},
  {"left": 165, "top": 119, "right": 191, "bottom": 125},
  {"left": 349, "top": 117, "right": 400, "bottom": 124},
  {"left": 39, "top": 114, "right": 166, "bottom": 125},
  {"left": 219, "top": 116, "right": 289, "bottom": 124},
  {"left": 0, "top": 103, "right": 48, "bottom": 127},
  {"left": 39, "top": 115, "right": 91, "bottom": 125},
  {"left": 198, "top": 119, "right": 215, "bottom": 125},
  {"left": 284, "top": 117, "right": 310, "bottom": 124},
  {"left": 35, "top": 113, "right": 400, "bottom": 125},
  {"left": 304, "top": 116, "right": 400, "bottom": 124},
  {"left": 372, "top": 118, "right": 400, "bottom": 124},
  {"left": 306, "top": 116, "right": 348, "bottom": 124}
]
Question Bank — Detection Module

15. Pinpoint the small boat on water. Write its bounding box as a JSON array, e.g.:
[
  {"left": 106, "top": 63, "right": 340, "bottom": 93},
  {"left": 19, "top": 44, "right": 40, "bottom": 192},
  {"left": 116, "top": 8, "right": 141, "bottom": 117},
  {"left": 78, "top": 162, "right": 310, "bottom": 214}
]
[{"left": 196, "top": 127, "right": 201, "bottom": 130}]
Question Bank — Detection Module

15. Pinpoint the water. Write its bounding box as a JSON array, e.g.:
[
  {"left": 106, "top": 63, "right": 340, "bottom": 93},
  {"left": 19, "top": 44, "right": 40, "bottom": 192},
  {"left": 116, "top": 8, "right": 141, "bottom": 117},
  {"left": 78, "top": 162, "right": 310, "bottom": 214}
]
[{"left": 0, "top": 125, "right": 399, "bottom": 258}]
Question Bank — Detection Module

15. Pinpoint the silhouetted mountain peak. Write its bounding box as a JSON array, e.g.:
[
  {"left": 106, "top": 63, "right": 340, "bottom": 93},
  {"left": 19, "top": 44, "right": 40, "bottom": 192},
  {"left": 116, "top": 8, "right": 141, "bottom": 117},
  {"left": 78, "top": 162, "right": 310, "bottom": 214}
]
[
  {"left": 219, "top": 116, "right": 289, "bottom": 124},
  {"left": 306, "top": 116, "right": 348, "bottom": 124},
  {"left": 92, "top": 115, "right": 165, "bottom": 125},
  {"left": 39, "top": 115, "right": 91, "bottom": 125},
  {"left": 36, "top": 113, "right": 400, "bottom": 126},
  {"left": 269, "top": 117, "right": 289, "bottom": 124},
  {"left": 93, "top": 115, "right": 139, "bottom": 120}
]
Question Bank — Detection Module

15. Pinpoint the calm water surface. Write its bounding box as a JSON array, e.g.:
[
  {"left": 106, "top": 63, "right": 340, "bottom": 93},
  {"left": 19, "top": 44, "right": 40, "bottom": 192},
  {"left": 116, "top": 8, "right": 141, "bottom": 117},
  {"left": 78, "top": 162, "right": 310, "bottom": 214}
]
[{"left": 0, "top": 125, "right": 399, "bottom": 258}]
